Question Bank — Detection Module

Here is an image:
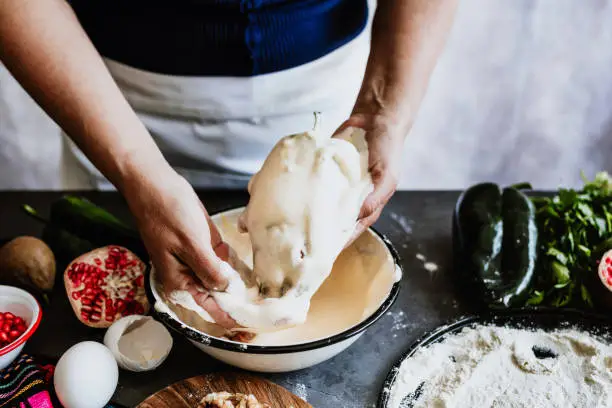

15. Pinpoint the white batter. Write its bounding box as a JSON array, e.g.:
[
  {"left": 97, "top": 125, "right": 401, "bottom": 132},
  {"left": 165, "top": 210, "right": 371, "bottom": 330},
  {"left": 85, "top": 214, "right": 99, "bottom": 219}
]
[
  {"left": 237, "top": 124, "right": 372, "bottom": 299},
  {"left": 165, "top": 124, "right": 373, "bottom": 331},
  {"left": 387, "top": 324, "right": 612, "bottom": 408},
  {"left": 155, "top": 208, "right": 399, "bottom": 346}
]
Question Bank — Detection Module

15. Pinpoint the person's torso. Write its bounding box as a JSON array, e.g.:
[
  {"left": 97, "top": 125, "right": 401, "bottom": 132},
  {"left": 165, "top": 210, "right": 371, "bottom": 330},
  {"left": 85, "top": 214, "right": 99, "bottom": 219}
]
[{"left": 69, "top": 0, "right": 369, "bottom": 76}]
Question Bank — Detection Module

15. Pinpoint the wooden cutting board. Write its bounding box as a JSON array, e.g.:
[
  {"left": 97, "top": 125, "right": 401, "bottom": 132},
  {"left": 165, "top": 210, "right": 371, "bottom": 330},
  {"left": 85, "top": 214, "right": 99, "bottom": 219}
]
[{"left": 136, "top": 373, "right": 311, "bottom": 408}]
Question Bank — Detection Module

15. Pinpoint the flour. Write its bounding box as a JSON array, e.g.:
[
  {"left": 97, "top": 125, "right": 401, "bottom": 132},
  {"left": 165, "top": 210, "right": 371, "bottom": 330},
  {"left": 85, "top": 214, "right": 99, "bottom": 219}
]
[
  {"left": 423, "top": 262, "right": 438, "bottom": 273},
  {"left": 415, "top": 253, "right": 439, "bottom": 277},
  {"left": 292, "top": 383, "right": 308, "bottom": 401},
  {"left": 390, "top": 212, "right": 413, "bottom": 235},
  {"left": 388, "top": 324, "right": 612, "bottom": 408}
]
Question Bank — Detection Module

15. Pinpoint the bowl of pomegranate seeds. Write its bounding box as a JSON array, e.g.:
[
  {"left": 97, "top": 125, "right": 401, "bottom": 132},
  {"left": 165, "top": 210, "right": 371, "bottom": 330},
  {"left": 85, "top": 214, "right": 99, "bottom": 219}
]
[{"left": 0, "top": 285, "right": 42, "bottom": 369}]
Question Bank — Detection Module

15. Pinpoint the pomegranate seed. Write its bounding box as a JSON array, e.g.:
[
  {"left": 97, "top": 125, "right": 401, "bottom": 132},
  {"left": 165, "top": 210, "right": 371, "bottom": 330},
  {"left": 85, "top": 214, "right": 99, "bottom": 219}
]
[
  {"left": 65, "top": 246, "right": 149, "bottom": 327},
  {"left": 8, "top": 330, "right": 20, "bottom": 340},
  {"left": 0, "top": 314, "right": 4, "bottom": 322},
  {"left": 16, "top": 324, "right": 26, "bottom": 333},
  {"left": 2, "top": 323, "right": 11, "bottom": 332},
  {"left": 4, "top": 312, "right": 14, "bottom": 320},
  {"left": 0, "top": 332, "right": 8, "bottom": 343}
]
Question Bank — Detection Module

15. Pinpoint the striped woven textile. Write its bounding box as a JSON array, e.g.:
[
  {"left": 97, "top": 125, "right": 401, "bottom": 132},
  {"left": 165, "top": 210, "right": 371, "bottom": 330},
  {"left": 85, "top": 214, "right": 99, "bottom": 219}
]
[
  {"left": 0, "top": 353, "right": 128, "bottom": 408},
  {"left": 0, "top": 354, "right": 58, "bottom": 408}
]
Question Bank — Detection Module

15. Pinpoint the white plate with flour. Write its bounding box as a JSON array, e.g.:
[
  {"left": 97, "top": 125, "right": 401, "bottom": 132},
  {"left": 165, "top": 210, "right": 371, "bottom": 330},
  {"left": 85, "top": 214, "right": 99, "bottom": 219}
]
[{"left": 379, "top": 309, "right": 612, "bottom": 408}]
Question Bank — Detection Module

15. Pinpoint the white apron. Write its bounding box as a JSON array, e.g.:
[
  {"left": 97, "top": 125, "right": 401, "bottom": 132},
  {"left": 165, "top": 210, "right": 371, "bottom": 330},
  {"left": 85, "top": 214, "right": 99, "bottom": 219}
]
[{"left": 61, "top": 21, "right": 372, "bottom": 190}]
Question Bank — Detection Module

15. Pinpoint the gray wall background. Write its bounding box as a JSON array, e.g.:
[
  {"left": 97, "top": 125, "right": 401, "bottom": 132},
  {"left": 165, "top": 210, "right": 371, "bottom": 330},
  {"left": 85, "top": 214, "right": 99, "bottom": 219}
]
[{"left": 1, "top": 0, "right": 612, "bottom": 190}]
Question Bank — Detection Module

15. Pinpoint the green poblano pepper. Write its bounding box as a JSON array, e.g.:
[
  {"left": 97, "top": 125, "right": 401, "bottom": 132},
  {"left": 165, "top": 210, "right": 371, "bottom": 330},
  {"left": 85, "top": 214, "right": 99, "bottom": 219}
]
[
  {"left": 48, "top": 196, "right": 148, "bottom": 260},
  {"left": 23, "top": 196, "right": 148, "bottom": 263},
  {"left": 453, "top": 183, "right": 538, "bottom": 308}
]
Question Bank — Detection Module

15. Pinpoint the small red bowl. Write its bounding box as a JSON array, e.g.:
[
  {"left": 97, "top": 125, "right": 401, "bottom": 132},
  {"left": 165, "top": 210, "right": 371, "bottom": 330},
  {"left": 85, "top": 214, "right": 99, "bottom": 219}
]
[{"left": 0, "top": 285, "right": 42, "bottom": 369}]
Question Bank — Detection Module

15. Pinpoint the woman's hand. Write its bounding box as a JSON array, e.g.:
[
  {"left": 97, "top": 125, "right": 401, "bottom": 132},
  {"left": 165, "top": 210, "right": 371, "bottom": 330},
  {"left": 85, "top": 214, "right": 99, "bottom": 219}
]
[
  {"left": 335, "top": 112, "right": 404, "bottom": 240},
  {"left": 123, "top": 171, "right": 237, "bottom": 329}
]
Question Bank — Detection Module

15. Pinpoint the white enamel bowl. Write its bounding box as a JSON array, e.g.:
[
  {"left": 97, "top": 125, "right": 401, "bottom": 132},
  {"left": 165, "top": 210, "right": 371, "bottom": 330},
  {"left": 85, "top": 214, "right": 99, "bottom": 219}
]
[
  {"left": 0, "top": 285, "right": 42, "bottom": 369},
  {"left": 149, "top": 207, "right": 401, "bottom": 373}
]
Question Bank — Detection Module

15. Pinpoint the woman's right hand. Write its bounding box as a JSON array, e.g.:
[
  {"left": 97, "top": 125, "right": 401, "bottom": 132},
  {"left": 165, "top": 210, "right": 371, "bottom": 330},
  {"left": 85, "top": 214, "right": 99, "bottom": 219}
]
[{"left": 123, "top": 171, "right": 237, "bottom": 329}]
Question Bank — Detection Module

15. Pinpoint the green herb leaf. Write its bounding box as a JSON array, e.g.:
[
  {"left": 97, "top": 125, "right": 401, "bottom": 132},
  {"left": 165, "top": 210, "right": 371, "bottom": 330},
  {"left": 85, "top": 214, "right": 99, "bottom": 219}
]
[
  {"left": 526, "top": 290, "right": 545, "bottom": 305},
  {"left": 577, "top": 202, "right": 594, "bottom": 219},
  {"left": 577, "top": 244, "right": 591, "bottom": 257},
  {"left": 552, "top": 261, "right": 571, "bottom": 284},
  {"left": 546, "top": 248, "right": 568, "bottom": 265},
  {"left": 558, "top": 189, "right": 578, "bottom": 207},
  {"left": 551, "top": 283, "right": 574, "bottom": 307},
  {"left": 528, "top": 171, "right": 612, "bottom": 309}
]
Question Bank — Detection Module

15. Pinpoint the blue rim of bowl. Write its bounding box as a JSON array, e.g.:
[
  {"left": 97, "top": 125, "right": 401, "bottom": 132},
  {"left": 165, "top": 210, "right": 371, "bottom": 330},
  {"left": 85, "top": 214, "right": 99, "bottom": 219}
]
[{"left": 150, "top": 224, "right": 402, "bottom": 355}]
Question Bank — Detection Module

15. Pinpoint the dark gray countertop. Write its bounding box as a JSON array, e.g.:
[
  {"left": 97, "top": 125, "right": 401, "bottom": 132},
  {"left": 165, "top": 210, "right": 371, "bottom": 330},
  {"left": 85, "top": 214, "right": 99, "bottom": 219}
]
[{"left": 0, "top": 191, "right": 470, "bottom": 408}]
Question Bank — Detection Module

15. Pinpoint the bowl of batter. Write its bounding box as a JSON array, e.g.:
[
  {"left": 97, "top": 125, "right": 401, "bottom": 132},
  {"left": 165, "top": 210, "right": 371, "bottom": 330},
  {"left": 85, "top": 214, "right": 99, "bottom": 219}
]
[{"left": 149, "top": 207, "right": 401, "bottom": 373}]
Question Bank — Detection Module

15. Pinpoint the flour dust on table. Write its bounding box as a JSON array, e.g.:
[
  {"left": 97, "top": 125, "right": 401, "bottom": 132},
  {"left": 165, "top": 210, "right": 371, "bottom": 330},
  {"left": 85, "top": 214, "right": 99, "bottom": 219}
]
[{"left": 387, "top": 324, "right": 612, "bottom": 408}]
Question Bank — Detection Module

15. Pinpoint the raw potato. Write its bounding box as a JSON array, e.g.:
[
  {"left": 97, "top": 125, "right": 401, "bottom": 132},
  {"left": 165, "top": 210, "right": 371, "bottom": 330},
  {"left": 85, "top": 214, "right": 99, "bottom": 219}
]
[
  {"left": 103, "top": 315, "right": 173, "bottom": 371},
  {"left": 0, "top": 236, "right": 56, "bottom": 292}
]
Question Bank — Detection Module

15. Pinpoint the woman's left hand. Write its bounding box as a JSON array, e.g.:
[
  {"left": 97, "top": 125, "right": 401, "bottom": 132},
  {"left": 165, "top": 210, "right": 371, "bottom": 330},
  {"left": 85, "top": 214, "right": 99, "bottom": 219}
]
[{"left": 334, "top": 112, "right": 405, "bottom": 240}]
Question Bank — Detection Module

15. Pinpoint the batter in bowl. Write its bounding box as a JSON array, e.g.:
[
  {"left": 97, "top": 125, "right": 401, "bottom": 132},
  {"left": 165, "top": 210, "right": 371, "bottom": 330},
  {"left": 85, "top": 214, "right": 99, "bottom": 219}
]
[
  {"left": 162, "top": 123, "right": 375, "bottom": 332},
  {"left": 154, "top": 208, "right": 399, "bottom": 345}
]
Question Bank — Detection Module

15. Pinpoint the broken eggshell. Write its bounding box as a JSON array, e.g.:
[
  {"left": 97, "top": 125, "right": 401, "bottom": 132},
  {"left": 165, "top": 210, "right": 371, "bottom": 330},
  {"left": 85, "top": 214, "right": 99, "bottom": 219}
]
[{"left": 103, "top": 315, "right": 172, "bottom": 371}]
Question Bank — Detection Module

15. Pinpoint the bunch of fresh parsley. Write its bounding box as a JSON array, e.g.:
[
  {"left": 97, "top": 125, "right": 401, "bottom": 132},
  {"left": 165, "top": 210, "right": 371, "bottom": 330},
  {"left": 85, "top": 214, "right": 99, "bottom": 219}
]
[{"left": 528, "top": 172, "right": 612, "bottom": 308}]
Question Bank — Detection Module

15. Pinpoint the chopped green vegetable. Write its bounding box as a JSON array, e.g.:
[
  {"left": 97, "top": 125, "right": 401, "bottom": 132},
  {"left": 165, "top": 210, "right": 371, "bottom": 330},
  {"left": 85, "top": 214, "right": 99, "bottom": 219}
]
[{"left": 529, "top": 171, "right": 612, "bottom": 308}]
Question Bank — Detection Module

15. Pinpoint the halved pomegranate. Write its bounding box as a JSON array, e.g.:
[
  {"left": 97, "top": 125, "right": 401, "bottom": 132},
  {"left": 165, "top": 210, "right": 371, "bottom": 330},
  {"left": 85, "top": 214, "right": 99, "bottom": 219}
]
[
  {"left": 598, "top": 249, "right": 612, "bottom": 292},
  {"left": 64, "top": 245, "right": 149, "bottom": 328}
]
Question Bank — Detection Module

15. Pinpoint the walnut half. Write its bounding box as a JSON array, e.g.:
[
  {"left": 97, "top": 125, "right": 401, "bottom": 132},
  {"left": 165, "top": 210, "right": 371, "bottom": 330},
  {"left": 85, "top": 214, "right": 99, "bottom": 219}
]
[{"left": 198, "top": 392, "right": 271, "bottom": 408}]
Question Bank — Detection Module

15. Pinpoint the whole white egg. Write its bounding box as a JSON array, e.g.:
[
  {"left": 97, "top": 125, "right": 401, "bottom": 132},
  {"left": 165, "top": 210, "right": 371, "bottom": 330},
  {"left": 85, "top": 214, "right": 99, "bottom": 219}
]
[{"left": 54, "top": 341, "right": 119, "bottom": 408}]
